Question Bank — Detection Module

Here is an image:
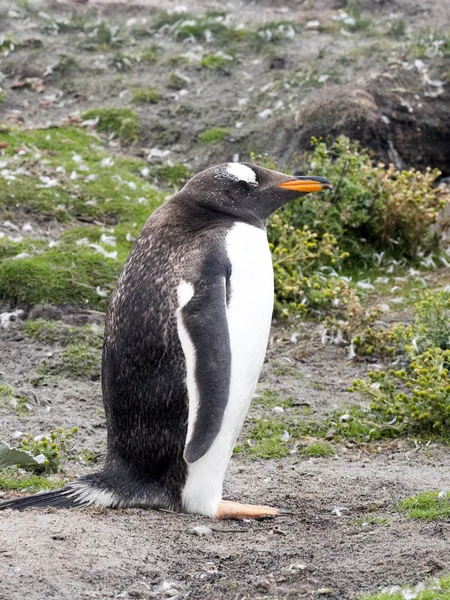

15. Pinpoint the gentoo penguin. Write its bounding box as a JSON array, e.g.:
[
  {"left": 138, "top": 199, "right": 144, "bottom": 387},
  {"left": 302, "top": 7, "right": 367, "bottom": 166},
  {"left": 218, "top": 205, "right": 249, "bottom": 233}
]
[{"left": 0, "top": 163, "right": 330, "bottom": 519}]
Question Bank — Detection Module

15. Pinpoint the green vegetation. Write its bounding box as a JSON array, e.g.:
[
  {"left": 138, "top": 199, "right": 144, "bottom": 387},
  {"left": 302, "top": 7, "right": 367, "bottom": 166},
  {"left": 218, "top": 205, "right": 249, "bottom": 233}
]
[
  {"left": 81, "top": 108, "right": 139, "bottom": 143},
  {"left": 289, "top": 137, "right": 448, "bottom": 263},
  {"left": 0, "top": 472, "right": 66, "bottom": 493},
  {"left": 361, "top": 576, "right": 450, "bottom": 600},
  {"left": 348, "top": 516, "right": 389, "bottom": 527},
  {"left": 255, "top": 21, "right": 298, "bottom": 45},
  {"left": 351, "top": 349, "right": 450, "bottom": 438},
  {"left": 201, "top": 53, "right": 233, "bottom": 70},
  {"left": 236, "top": 418, "right": 290, "bottom": 459},
  {"left": 269, "top": 215, "right": 349, "bottom": 318},
  {"left": 140, "top": 45, "right": 160, "bottom": 63},
  {"left": 198, "top": 127, "right": 231, "bottom": 144},
  {"left": 131, "top": 87, "right": 161, "bottom": 104},
  {"left": 25, "top": 319, "right": 103, "bottom": 348},
  {"left": 0, "top": 384, "right": 30, "bottom": 418},
  {"left": 0, "top": 126, "right": 163, "bottom": 308},
  {"left": 38, "top": 343, "right": 102, "bottom": 380},
  {"left": 398, "top": 491, "right": 450, "bottom": 521},
  {"left": 20, "top": 427, "right": 79, "bottom": 474},
  {"left": 167, "top": 71, "right": 189, "bottom": 90},
  {"left": 302, "top": 441, "right": 334, "bottom": 457},
  {"left": 156, "top": 163, "right": 192, "bottom": 187}
]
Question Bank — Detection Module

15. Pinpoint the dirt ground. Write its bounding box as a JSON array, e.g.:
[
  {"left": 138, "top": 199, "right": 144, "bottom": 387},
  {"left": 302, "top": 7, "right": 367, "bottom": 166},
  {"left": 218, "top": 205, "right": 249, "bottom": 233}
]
[
  {"left": 2, "top": 311, "right": 450, "bottom": 600},
  {"left": 1, "top": 0, "right": 450, "bottom": 599}
]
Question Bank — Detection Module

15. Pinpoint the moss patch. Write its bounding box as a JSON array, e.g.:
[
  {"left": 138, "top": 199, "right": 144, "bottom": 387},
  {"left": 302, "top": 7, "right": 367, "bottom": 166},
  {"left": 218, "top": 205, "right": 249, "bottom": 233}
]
[
  {"left": 0, "top": 125, "right": 163, "bottom": 308},
  {"left": 198, "top": 127, "right": 231, "bottom": 144},
  {"left": 131, "top": 87, "right": 162, "bottom": 104},
  {"left": 81, "top": 108, "right": 139, "bottom": 143}
]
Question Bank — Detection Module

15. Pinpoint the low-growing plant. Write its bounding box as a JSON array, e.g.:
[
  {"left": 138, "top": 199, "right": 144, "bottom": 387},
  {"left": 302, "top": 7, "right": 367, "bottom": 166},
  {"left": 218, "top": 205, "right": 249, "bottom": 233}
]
[
  {"left": 20, "top": 427, "right": 79, "bottom": 474},
  {"left": 198, "top": 127, "right": 231, "bottom": 144},
  {"left": 350, "top": 348, "right": 450, "bottom": 438},
  {"left": 398, "top": 490, "right": 450, "bottom": 521},
  {"left": 37, "top": 343, "right": 102, "bottom": 380},
  {"left": 81, "top": 108, "right": 139, "bottom": 143},
  {"left": 0, "top": 472, "right": 66, "bottom": 493},
  {"left": 25, "top": 319, "right": 104, "bottom": 348},
  {"left": 0, "top": 384, "right": 30, "bottom": 418},
  {"left": 200, "top": 53, "right": 233, "bottom": 70},
  {"left": 131, "top": 87, "right": 161, "bottom": 104},
  {"left": 156, "top": 163, "right": 192, "bottom": 186},
  {"left": 302, "top": 441, "right": 334, "bottom": 457}
]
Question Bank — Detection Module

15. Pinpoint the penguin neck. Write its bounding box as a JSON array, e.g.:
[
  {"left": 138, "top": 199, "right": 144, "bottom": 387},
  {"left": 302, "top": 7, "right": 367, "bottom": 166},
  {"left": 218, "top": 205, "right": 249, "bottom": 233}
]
[{"left": 168, "top": 194, "right": 266, "bottom": 231}]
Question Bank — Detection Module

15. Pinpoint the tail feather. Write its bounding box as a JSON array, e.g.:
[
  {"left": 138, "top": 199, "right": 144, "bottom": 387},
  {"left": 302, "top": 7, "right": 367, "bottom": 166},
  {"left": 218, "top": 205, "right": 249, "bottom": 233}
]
[{"left": 0, "top": 479, "right": 120, "bottom": 511}]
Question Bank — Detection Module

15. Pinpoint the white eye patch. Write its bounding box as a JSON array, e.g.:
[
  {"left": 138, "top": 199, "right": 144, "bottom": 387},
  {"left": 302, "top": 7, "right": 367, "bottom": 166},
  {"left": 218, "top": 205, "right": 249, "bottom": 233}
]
[{"left": 225, "top": 163, "right": 258, "bottom": 186}]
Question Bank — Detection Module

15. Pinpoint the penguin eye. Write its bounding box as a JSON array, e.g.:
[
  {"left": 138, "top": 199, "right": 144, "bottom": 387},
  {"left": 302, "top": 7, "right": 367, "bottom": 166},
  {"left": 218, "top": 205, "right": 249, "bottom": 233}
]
[{"left": 240, "top": 178, "right": 258, "bottom": 191}]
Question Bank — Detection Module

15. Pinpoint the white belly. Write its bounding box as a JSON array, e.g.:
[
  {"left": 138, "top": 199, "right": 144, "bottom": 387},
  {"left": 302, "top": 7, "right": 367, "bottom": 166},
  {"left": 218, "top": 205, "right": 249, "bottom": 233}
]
[{"left": 181, "top": 222, "right": 273, "bottom": 516}]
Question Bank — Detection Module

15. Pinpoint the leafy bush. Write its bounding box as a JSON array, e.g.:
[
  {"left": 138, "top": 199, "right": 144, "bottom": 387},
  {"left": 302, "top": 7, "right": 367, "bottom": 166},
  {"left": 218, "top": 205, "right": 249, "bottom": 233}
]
[
  {"left": 268, "top": 214, "right": 349, "bottom": 317},
  {"left": 350, "top": 348, "right": 450, "bottom": 437},
  {"left": 290, "top": 136, "right": 449, "bottom": 262},
  {"left": 390, "top": 290, "right": 450, "bottom": 358}
]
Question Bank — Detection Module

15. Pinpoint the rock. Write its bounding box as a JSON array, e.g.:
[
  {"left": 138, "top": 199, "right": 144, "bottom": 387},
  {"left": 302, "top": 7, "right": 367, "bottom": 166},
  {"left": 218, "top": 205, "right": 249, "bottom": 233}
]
[{"left": 192, "top": 525, "right": 212, "bottom": 536}]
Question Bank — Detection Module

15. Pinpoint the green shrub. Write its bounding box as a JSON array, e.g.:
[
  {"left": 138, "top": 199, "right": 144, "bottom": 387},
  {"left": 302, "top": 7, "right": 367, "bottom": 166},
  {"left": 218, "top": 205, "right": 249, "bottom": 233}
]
[
  {"left": 350, "top": 348, "right": 450, "bottom": 438},
  {"left": 391, "top": 290, "right": 450, "bottom": 357},
  {"left": 291, "top": 136, "right": 448, "bottom": 262},
  {"left": 20, "top": 428, "right": 78, "bottom": 474},
  {"left": 268, "top": 214, "right": 349, "bottom": 318}
]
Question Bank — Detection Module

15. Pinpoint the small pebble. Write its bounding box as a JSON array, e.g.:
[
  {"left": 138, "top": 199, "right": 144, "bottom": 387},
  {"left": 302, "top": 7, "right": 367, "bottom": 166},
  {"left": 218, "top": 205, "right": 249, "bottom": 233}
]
[{"left": 192, "top": 525, "right": 212, "bottom": 536}]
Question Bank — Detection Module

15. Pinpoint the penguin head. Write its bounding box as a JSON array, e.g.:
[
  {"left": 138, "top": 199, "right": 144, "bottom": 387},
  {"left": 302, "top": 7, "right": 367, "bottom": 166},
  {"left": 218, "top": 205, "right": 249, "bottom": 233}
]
[{"left": 178, "top": 162, "right": 331, "bottom": 224}]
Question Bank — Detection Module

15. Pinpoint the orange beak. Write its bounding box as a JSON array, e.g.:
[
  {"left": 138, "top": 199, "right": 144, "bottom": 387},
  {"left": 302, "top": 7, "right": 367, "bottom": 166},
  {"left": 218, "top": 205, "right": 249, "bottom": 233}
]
[{"left": 278, "top": 176, "right": 332, "bottom": 193}]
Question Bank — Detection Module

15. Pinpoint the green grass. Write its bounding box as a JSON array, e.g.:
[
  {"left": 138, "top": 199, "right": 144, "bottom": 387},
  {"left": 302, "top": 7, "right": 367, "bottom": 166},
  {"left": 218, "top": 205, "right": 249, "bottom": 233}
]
[
  {"left": 0, "top": 125, "right": 163, "bottom": 308},
  {"left": 348, "top": 516, "right": 390, "bottom": 527},
  {"left": 37, "top": 343, "right": 102, "bottom": 380},
  {"left": 0, "top": 472, "right": 67, "bottom": 493},
  {"left": 361, "top": 575, "right": 450, "bottom": 600},
  {"left": 235, "top": 418, "right": 290, "bottom": 459},
  {"left": 302, "top": 442, "right": 334, "bottom": 457},
  {"left": 201, "top": 53, "right": 232, "bottom": 70},
  {"left": 398, "top": 491, "right": 450, "bottom": 521},
  {"left": 81, "top": 108, "right": 139, "bottom": 143},
  {"left": 131, "top": 87, "right": 162, "bottom": 104},
  {"left": 198, "top": 127, "right": 231, "bottom": 144},
  {"left": 156, "top": 163, "right": 192, "bottom": 187},
  {"left": 25, "top": 319, "right": 103, "bottom": 348}
]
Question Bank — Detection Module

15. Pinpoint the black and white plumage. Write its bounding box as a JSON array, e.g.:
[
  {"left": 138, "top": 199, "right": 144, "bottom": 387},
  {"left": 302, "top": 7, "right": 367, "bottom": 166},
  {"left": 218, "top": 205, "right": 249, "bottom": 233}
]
[{"left": 0, "top": 163, "right": 330, "bottom": 518}]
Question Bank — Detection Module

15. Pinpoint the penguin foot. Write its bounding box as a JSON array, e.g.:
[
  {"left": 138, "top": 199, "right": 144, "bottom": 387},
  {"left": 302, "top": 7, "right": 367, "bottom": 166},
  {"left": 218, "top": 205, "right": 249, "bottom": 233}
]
[{"left": 215, "top": 500, "right": 279, "bottom": 520}]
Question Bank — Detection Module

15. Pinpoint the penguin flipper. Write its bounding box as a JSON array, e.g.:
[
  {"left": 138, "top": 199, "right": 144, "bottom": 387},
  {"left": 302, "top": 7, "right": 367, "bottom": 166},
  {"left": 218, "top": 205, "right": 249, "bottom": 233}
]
[{"left": 177, "top": 273, "right": 231, "bottom": 464}]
